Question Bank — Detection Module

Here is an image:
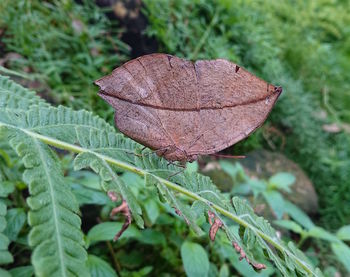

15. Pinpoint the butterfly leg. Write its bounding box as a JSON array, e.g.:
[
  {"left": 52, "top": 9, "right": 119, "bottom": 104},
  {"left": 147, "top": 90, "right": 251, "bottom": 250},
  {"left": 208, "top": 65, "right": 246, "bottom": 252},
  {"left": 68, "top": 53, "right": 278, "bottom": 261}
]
[
  {"left": 167, "top": 160, "right": 186, "bottom": 169},
  {"left": 167, "top": 167, "right": 186, "bottom": 180},
  {"left": 159, "top": 147, "right": 188, "bottom": 169},
  {"left": 139, "top": 145, "right": 171, "bottom": 157}
]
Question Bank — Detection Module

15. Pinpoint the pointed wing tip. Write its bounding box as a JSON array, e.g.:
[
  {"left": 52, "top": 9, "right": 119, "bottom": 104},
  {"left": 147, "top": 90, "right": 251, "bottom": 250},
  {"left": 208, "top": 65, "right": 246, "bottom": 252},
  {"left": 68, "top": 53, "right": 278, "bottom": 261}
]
[
  {"left": 94, "top": 71, "right": 113, "bottom": 88},
  {"left": 97, "top": 90, "right": 108, "bottom": 101},
  {"left": 93, "top": 77, "right": 103, "bottom": 88},
  {"left": 274, "top": 86, "right": 283, "bottom": 94},
  {"left": 94, "top": 79, "right": 104, "bottom": 99},
  {"left": 271, "top": 85, "right": 283, "bottom": 102},
  {"left": 94, "top": 77, "right": 111, "bottom": 101}
]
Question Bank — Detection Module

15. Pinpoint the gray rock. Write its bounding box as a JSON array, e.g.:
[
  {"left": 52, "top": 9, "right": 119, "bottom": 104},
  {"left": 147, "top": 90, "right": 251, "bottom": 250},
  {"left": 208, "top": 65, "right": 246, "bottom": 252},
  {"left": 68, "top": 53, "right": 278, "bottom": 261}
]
[{"left": 240, "top": 150, "right": 318, "bottom": 215}]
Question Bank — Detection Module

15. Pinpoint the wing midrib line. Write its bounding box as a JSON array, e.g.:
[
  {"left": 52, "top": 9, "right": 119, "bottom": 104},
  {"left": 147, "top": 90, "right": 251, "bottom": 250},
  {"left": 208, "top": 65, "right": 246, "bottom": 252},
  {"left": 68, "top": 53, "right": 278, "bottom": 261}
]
[{"left": 98, "top": 89, "right": 282, "bottom": 112}]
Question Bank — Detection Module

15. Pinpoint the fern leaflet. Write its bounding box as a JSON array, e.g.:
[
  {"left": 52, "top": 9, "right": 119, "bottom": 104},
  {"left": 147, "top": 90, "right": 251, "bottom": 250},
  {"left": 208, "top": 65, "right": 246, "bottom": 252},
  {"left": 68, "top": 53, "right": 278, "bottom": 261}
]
[
  {"left": 0, "top": 192, "right": 14, "bottom": 268},
  {"left": 0, "top": 75, "right": 48, "bottom": 110},
  {"left": 1, "top": 127, "right": 89, "bottom": 277}
]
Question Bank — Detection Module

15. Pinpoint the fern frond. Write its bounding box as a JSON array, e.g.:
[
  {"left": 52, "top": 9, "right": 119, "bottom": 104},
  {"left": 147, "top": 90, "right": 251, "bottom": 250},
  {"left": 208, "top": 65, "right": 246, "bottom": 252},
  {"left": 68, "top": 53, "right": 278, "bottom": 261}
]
[
  {"left": 0, "top": 170, "right": 14, "bottom": 273},
  {"left": 148, "top": 174, "right": 202, "bottom": 234},
  {"left": 1, "top": 105, "right": 116, "bottom": 144},
  {"left": 231, "top": 197, "right": 312, "bottom": 276},
  {"left": 0, "top": 75, "right": 48, "bottom": 110},
  {"left": 74, "top": 152, "right": 144, "bottom": 228},
  {"left": 0, "top": 75, "right": 322, "bottom": 276},
  {"left": 0, "top": 200, "right": 13, "bottom": 266},
  {"left": 0, "top": 110, "right": 321, "bottom": 276},
  {"left": 1, "top": 126, "right": 89, "bottom": 277}
]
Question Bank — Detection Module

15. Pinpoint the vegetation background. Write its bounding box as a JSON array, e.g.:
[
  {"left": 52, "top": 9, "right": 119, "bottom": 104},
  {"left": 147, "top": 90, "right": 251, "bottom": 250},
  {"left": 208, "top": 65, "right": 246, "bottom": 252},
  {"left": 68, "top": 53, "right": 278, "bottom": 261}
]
[{"left": 0, "top": 0, "right": 349, "bottom": 276}]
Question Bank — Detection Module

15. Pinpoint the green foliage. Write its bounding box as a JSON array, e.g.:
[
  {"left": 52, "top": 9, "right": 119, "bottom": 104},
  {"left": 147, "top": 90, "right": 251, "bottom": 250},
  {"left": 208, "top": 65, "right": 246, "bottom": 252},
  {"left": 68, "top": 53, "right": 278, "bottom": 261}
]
[
  {"left": 3, "top": 208, "right": 26, "bottom": 242},
  {"left": 222, "top": 160, "right": 350, "bottom": 273},
  {"left": 220, "top": 161, "right": 296, "bottom": 220},
  {"left": 86, "top": 222, "right": 141, "bottom": 247},
  {"left": 145, "top": 0, "right": 350, "bottom": 121},
  {"left": 0, "top": 0, "right": 129, "bottom": 118},
  {"left": 0, "top": 159, "right": 15, "bottom": 275},
  {"left": 0, "top": 76, "right": 94, "bottom": 275},
  {"left": 9, "top": 266, "right": 34, "bottom": 277},
  {"left": 274, "top": 220, "right": 350, "bottom": 272},
  {"left": 5, "top": 128, "right": 89, "bottom": 276},
  {"left": 74, "top": 152, "right": 144, "bottom": 228},
  {"left": 87, "top": 255, "right": 117, "bottom": 277},
  {"left": 272, "top": 74, "right": 350, "bottom": 229},
  {"left": 336, "top": 225, "right": 350, "bottom": 241},
  {"left": 1, "top": 0, "right": 348, "bottom": 274},
  {"left": 143, "top": 0, "right": 350, "bottom": 229},
  {"left": 0, "top": 75, "right": 49, "bottom": 110},
  {"left": 0, "top": 75, "right": 322, "bottom": 276},
  {"left": 0, "top": 125, "right": 27, "bottom": 275},
  {"left": 0, "top": 190, "right": 14, "bottom": 268},
  {"left": 181, "top": 241, "right": 209, "bottom": 277}
]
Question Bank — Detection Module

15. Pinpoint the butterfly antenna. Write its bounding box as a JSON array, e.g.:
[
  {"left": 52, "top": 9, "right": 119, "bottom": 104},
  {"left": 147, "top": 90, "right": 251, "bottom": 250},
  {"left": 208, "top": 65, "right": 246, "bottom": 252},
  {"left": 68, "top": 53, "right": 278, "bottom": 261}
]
[
  {"left": 210, "top": 153, "right": 246, "bottom": 159},
  {"left": 167, "top": 167, "right": 186, "bottom": 180}
]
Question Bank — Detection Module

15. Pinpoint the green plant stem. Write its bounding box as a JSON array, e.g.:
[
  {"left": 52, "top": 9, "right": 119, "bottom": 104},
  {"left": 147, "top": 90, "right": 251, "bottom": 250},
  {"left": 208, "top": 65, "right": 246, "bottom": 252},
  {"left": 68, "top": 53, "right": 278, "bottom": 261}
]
[
  {"left": 0, "top": 66, "right": 35, "bottom": 80},
  {"left": 0, "top": 122, "right": 316, "bottom": 276},
  {"left": 190, "top": 8, "right": 219, "bottom": 60},
  {"left": 297, "top": 234, "right": 309, "bottom": 248},
  {"left": 106, "top": 241, "right": 121, "bottom": 276},
  {"left": 322, "top": 86, "right": 341, "bottom": 124}
]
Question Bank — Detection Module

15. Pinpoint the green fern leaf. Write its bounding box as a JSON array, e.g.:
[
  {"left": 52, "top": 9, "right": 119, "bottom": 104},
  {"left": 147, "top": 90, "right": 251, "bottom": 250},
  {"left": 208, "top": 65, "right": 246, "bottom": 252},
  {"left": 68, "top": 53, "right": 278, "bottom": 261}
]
[
  {"left": 0, "top": 107, "right": 320, "bottom": 276},
  {"left": 0, "top": 171, "right": 14, "bottom": 269},
  {"left": 231, "top": 197, "right": 318, "bottom": 276},
  {"left": 0, "top": 105, "right": 115, "bottom": 143},
  {"left": 153, "top": 177, "right": 202, "bottom": 234},
  {"left": 0, "top": 200, "right": 13, "bottom": 266},
  {"left": 0, "top": 74, "right": 322, "bottom": 276},
  {"left": 0, "top": 75, "right": 48, "bottom": 110},
  {"left": 1, "top": 126, "right": 89, "bottom": 277},
  {"left": 74, "top": 152, "right": 144, "bottom": 228}
]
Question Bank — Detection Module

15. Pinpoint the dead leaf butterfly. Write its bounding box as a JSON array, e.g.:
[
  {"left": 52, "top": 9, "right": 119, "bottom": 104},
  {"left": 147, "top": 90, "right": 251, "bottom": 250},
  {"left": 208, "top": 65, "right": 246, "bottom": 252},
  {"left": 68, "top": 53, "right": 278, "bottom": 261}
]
[{"left": 95, "top": 54, "right": 282, "bottom": 162}]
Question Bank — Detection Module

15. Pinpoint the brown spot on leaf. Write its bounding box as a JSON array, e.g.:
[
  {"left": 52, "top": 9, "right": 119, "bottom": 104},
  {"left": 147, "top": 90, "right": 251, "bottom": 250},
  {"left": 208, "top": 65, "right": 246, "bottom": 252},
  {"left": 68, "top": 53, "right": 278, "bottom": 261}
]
[
  {"left": 232, "top": 242, "right": 266, "bottom": 270},
  {"left": 108, "top": 191, "right": 119, "bottom": 202},
  {"left": 109, "top": 198, "right": 132, "bottom": 241},
  {"left": 173, "top": 207, "right": 190, "bottom": 225},
  {"left": 208, "top": 211, "right": 223, "bottom": 241},
  {"left": 174, "top": 207, "right": 182, "bottom": 216}
]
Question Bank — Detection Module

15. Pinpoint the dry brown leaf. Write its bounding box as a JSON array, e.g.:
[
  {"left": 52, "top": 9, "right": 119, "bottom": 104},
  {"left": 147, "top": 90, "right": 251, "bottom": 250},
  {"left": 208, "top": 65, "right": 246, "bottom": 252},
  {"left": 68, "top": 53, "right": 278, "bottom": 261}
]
[
  {"left": 208, "top": 211, "right": 223, "bottom": 241},
  {"left": 232, "top": 242, "right": 266, "bottom": 270},
  {"left": 108, "top": 191, "right": 132, "bottom": 241}
]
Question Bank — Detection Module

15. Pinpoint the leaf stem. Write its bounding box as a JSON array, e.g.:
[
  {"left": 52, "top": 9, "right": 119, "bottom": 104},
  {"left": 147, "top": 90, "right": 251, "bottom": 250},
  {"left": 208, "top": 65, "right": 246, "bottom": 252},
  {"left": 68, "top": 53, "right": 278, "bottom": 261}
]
[
  {"left": 106, "top": 241, "right": 121, "bottom": 276},
  {"left": 190, "top": 7, "right": 219, "bottom": 60},
  {"left": 297, "top": 234, "right": 309, "bottom": 248}
]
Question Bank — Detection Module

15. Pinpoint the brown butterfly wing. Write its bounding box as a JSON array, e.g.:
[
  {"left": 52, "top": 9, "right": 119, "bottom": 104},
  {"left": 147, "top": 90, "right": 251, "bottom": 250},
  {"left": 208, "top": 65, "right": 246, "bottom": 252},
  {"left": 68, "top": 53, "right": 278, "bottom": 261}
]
[
  {"left": 96, "top": 54, "right": 200, "bottom": 158},
  {"left": 186, "top": 59, "right": 281, "bottom": 156},
  {"left": 95, "top": 53, "right": 281, "bottom": 161}
]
